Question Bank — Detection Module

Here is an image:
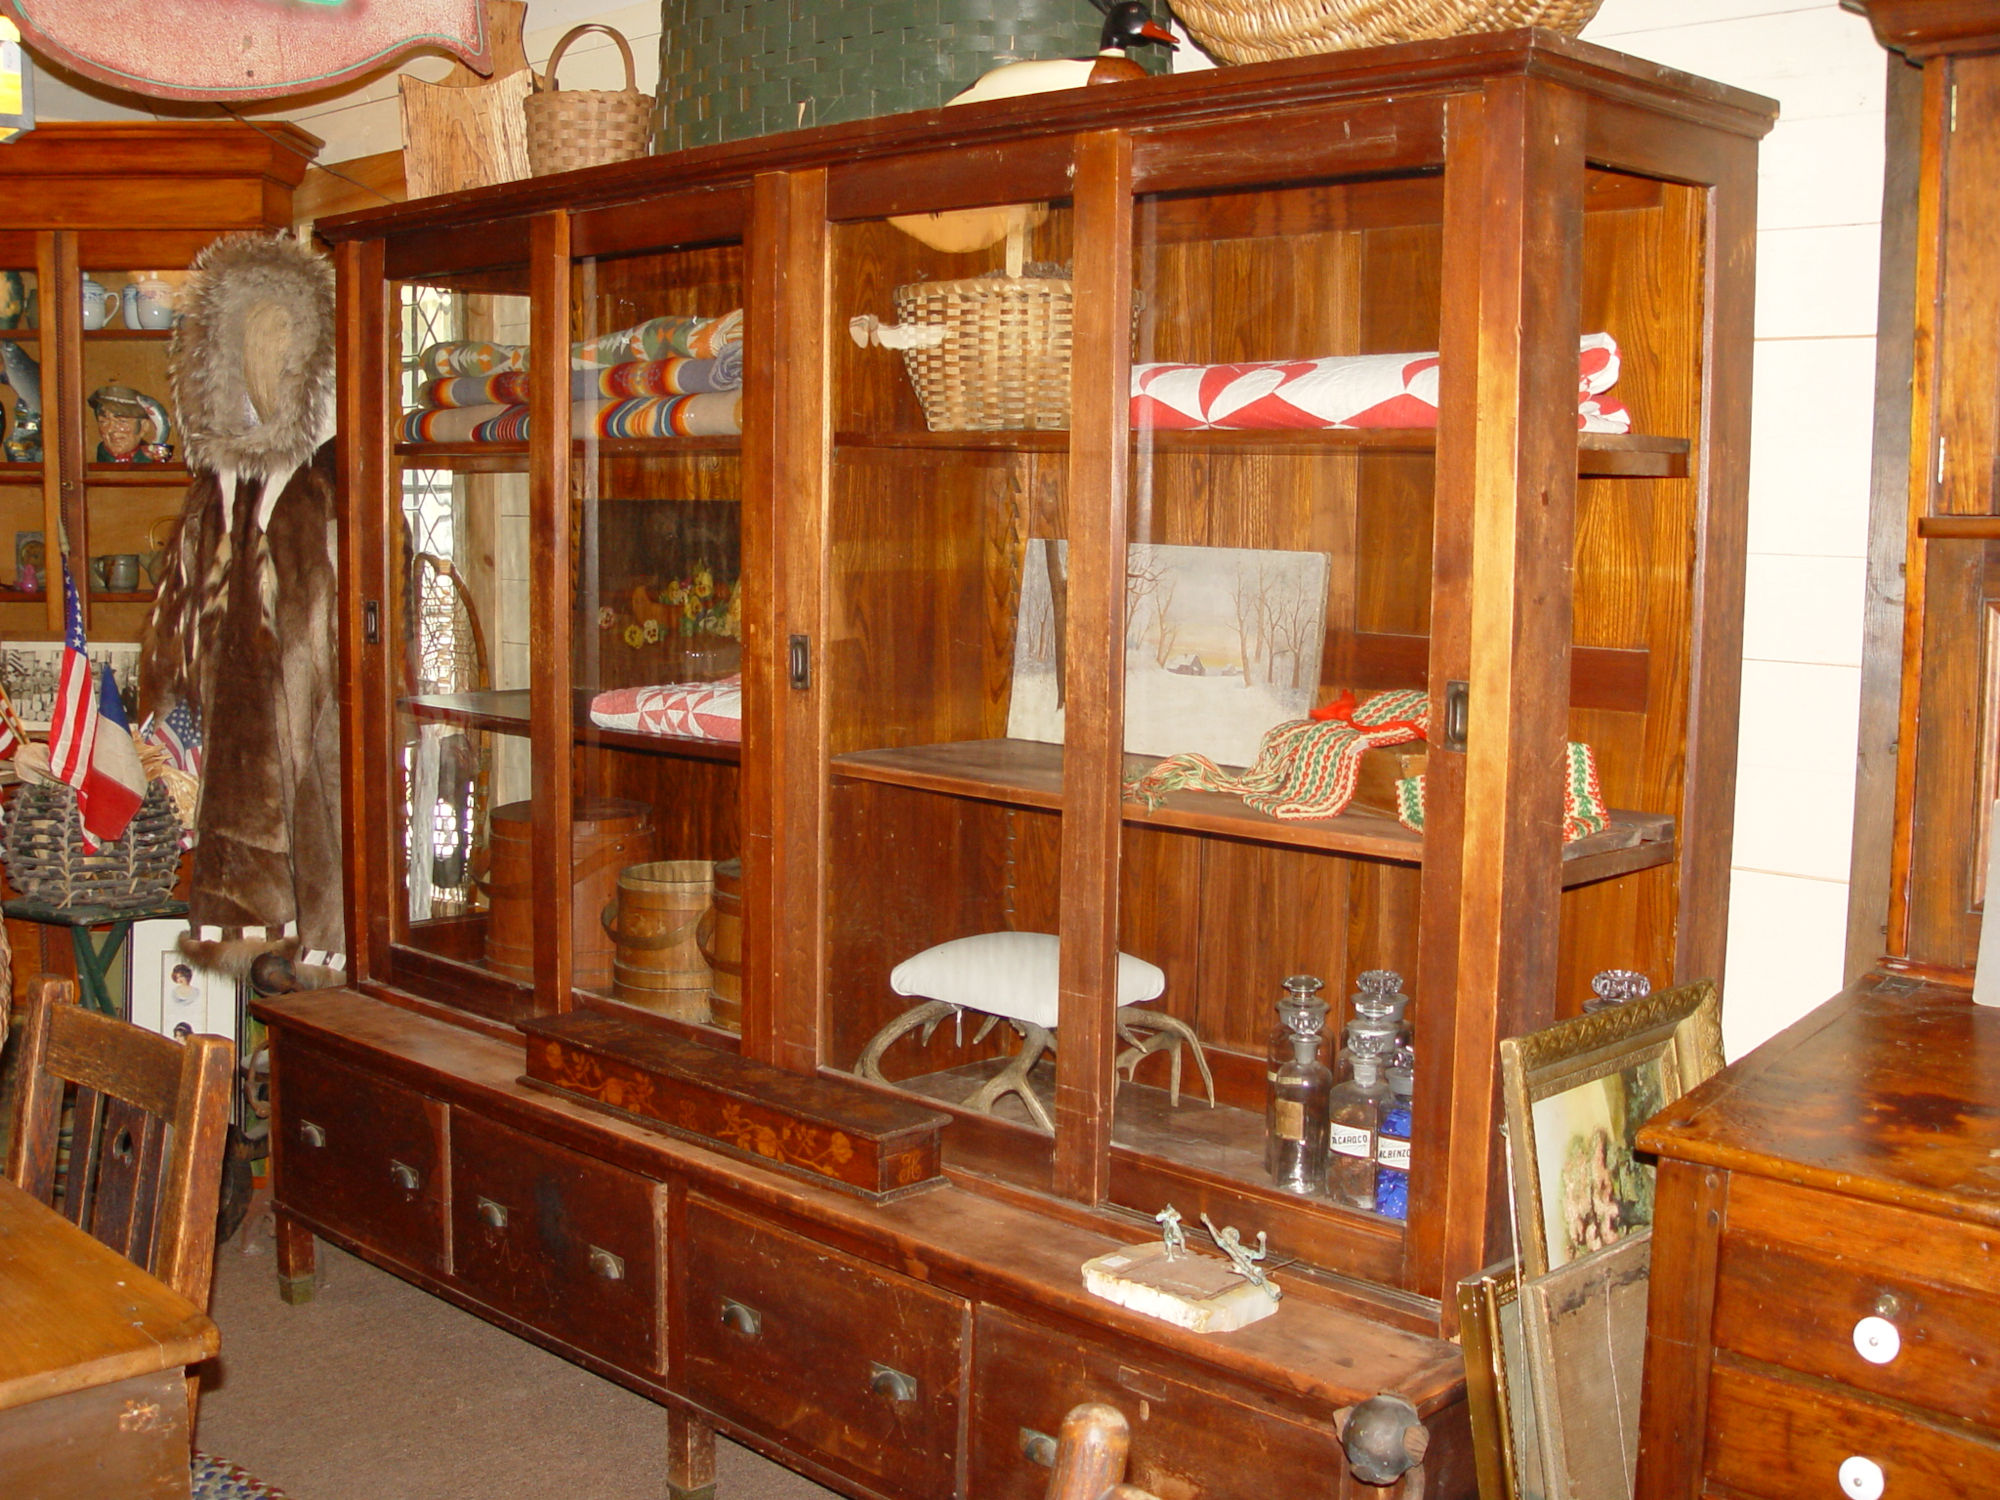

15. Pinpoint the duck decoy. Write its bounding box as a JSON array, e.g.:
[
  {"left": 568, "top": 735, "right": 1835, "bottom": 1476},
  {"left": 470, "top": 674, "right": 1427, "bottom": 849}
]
[
  {"left": 950, "top": 0, "right": 1178, "bottom": 106},
  {"left": 888, "top": 2, "right": 1176, "bottom": 253}
]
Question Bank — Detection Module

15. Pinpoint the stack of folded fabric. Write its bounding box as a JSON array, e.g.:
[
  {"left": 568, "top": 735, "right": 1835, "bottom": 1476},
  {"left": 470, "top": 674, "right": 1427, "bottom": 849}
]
[{"left": 400, "top": 311, "right": 746, "bottom": 443}]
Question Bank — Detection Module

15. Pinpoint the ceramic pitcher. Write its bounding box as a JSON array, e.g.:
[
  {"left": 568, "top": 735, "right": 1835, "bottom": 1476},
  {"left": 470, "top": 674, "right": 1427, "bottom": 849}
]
[
  {"left": 80, "top": 276, "right": 117, "bottom": 330},
  {"left": 122, "top": 275, "right": 176, "bottom": 331}
]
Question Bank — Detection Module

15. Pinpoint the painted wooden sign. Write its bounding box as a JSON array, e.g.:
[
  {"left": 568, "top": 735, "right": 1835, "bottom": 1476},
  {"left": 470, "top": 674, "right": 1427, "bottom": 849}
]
[{"left": 0, "top": 0, "right": 490, "bottom": 101}]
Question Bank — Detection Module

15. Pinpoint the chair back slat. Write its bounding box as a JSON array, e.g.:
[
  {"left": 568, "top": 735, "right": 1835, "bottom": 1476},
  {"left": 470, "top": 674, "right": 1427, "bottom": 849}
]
[
  {"left": 46, "top": 1002, "right": 186, "bottom": 1115},
  {"left": 8, "top": 993, "right": 67, "bottom": 1202},
  {"left": 84, "top": 1097, "right": 170, "bottom": 1268},
  {"left": 61, "top": 1084, "right": 107, "bottom": 1229}
]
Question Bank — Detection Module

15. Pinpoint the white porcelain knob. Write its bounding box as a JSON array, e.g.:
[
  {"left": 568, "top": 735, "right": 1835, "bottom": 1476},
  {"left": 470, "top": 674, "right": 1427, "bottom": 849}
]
[
  {"left": 1852, "top": 1314, "right": 1901, "bottom": 1364},
  {"left": 1839, "top": 1455, "right": 1885, "bottom": 1500}
]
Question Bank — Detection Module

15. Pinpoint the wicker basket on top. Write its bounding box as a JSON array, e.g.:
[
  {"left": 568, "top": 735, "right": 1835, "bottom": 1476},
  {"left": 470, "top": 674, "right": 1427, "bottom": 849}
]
[
  {"left": 525, "top": 24, "right": 652, "bottom": 176},
  {"left": 1173, "top": 0, "right": 1603, "bottom": 64},
  {"left": 893, "top": 271, "right": 1076, "bottom": 432}
]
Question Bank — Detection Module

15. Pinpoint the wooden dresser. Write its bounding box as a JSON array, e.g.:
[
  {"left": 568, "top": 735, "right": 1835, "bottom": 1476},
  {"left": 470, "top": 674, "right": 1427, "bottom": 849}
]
[{"left": 1636, "top": 5, "right": 2000, "bottom": 1497}]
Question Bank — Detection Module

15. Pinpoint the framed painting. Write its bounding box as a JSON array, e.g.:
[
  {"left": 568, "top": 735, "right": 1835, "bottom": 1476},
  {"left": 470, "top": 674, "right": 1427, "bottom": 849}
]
[
  {"left": 128, "top": 917, "right": 236, "bottom": 1046},
  {"left": 1456, "top": 1260, "right": 1547, "bottom": 1500},
  {"left": 1498, "top": 978, "right": 1722, "bottom": 1279},
  {"left": 1518, "top": 1231, "right": 1652, "bottom": 1500}
]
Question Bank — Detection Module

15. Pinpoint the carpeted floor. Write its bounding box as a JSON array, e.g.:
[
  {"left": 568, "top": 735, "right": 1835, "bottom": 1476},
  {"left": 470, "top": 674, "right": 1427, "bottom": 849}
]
[{"left": 194, "top": 1202, "right": 840, "bottom": 1500}]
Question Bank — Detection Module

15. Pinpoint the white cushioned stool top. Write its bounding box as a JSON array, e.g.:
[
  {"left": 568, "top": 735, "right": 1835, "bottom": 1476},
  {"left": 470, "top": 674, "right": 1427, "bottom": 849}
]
[{"left": 889, "top": 930, "right": 1165, "bottom": 1030}]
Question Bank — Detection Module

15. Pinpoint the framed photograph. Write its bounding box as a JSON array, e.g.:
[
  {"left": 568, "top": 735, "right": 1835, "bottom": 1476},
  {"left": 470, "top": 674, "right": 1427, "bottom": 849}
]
[
  {"left": 128, "top": 918, "right": 235, "bottom": 1045},
  {"left": 1519, "top": 1231, "right": 1652, "bottom": 1500},
  {"left": 1456, "top": 1261, "right": 1547, "bottom": 1500},
  {"left": 1498, "top": 978, "right": 1722, "bottom": 1279},
  {"left": 0, "top": 638, "right": 140, "bottom": 728},
  {"left": 1008, "top": 540, "right": 1330, "bottom": 769}
]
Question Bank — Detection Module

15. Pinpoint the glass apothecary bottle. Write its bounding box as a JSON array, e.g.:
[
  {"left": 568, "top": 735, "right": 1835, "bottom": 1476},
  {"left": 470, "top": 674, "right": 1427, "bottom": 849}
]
[
  {"left": 1328, "top": 1023, "right": 1392, "bottom": 1211},
  {"left": 1267, "top": 974, "right": 1328, "bottom": 1086},
  {"left": 1351, "top": 968, "right": 1413, "bottom": 1060},
  {"left": 1374, "top": 1044, "right": 1416, "bottom": 1221},
  {"left": 1266, "top": 982, "right": 1333, "bottom": 1195}
]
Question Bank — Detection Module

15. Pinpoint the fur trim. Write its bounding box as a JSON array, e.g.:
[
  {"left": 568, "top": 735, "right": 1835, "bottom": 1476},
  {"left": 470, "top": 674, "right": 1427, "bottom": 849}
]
[{"left": 169, "top": 232, "right": 335, "bottom": 479}]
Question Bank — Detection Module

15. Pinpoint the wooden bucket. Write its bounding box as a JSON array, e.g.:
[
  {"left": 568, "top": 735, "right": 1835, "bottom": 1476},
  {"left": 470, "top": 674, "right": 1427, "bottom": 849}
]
[
  {"left": 484, "top": 798, "right": 656, "bottom": 990},
  {"left": 698, "top": 856, "right": 743, "bottom": 1031},
  {"left": 606, "top": 859, "right": 714, "bottom": 1019}
]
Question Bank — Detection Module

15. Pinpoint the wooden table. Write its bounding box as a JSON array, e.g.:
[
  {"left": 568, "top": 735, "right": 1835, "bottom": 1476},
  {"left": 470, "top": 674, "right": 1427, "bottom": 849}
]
[{"left": 0, "top": 1177, "right": 219, "bottom": 1500}]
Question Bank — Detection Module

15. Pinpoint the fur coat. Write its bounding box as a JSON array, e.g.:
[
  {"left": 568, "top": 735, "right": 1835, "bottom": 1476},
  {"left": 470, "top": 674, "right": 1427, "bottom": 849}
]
[{"left": 142, "top": 232, "right": 345, "bottom": 986}]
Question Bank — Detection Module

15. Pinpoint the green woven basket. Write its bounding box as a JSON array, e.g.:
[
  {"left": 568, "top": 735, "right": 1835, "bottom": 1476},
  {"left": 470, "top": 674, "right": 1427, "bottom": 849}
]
[{"left": 653, "top": 0, "right": 1162, "bottom": 153}]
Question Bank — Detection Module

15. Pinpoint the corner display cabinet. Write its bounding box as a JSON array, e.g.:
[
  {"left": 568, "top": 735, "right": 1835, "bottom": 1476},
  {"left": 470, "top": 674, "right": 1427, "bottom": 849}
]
[
  {"left": 268, "top": 31, "right": 1772, "bottom": 1500},
  {"left": 0, "top": 122, "right": 321, "bottom": 643}
]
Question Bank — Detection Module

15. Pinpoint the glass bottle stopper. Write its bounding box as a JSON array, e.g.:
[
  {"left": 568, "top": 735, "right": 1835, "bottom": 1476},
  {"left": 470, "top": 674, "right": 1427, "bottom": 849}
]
[{"left": 1586, "top": 969, "right": 1652, "bottom": 1013}]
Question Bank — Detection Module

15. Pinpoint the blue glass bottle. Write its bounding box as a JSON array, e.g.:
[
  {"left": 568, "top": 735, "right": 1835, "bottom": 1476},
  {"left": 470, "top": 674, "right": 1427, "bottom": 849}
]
[{"left": 1373, "top": 1043, "right": 1415, "bottom": 1221}]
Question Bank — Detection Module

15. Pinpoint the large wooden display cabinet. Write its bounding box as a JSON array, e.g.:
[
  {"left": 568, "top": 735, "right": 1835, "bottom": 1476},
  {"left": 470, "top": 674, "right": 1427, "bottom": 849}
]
[
  {"left": 265, "top": 31, "right": 1771, "bottom": 1500},
  {"left": 0, "top": 122, "right": 321, "bottom": 643}
]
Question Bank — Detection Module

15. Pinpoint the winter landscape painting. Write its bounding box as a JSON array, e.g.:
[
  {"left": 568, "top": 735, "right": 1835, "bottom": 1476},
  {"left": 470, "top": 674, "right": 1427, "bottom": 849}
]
[{"left": 1007, "top": 540, "right": 1331, "bottom": 769}]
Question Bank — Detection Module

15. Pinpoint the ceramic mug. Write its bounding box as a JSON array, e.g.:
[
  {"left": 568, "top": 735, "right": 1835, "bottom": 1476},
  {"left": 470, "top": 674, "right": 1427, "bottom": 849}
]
[{"left": 80, "top": 276, "right": 118, "bottom": 330}]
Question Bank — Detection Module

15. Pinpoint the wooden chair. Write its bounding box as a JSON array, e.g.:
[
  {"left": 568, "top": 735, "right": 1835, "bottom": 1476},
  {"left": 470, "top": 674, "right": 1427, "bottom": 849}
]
[{"left": 5, "top": 975, "right": 235, "bottom": 1315}]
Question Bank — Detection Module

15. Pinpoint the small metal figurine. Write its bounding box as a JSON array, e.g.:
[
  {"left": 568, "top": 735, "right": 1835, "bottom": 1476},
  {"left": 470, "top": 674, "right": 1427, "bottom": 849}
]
[
  {"left": 1201, "top": 1213, "right": 1281, "bottom": 1302},
  {"left": 1156, "top": 1203, "right": 1186, "bottom": 1259}
]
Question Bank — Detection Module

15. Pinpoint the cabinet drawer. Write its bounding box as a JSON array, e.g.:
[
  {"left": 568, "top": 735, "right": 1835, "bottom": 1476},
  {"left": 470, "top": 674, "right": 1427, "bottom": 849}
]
[
  {"left": 1706, "top": 1359, "right": 2000, "bottom": 1500},
  {"left": 678, "top": 1194, "right": 965, "bottom": 1498},
  {"left": 273, "top": 1040, "right": 448, "bottom": 1271},
  {"left": 450, "top": 1110, "right": 663, "bottom": 1373},
  {"left": 969, "top": 1305, "right": 1345, "bottom": 1500},
  {"left": 1716, "top": 1176, "right": 2000, "bottom": 1429}
]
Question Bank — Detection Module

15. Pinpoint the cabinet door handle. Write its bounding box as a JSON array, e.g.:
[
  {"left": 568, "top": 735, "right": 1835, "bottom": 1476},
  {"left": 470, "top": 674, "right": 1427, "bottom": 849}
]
[
  {"left": 588, "top": 1246, "right": 625, "bottom": 1281},
  {"left": 719, "top": 1297, "right": 762, "bottom": 1337},
  {"left": 1851, "top": 1313, "right": 1900, "bottom": 1365},
  {"left": 298, "top": 1121, "right": 326, "bottom": 1148},
  {"left": 388, "top": 1159, "right": 421, "bottom": 1193},
  {"left": 1019, "top": 1427, "right": 1058, "bottom": 1468},
  {"left": 869, "top": 1362, "right": 918, "bottom": 1403},
  {"left": 476, "top": 1196, "right": 508, "bottom": 1229}
]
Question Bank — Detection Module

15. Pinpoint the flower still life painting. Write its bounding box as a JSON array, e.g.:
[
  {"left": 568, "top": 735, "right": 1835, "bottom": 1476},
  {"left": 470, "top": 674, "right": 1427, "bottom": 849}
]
[
  {"left": 1007, "top": 541, "right": 1331, "bottom": 768},
  {"left": 1531, "top": 1059, "right": 1667, "bottom": 1267}
]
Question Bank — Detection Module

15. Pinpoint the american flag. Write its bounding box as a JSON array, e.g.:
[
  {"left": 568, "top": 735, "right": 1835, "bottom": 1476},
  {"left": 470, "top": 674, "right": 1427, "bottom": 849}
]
[
  {"left": 45, "top": 561, "right": 98, "bottom": 791},
  {"left": 142, "top": 698, "right": 204, "bottom": 776},
  {"left": 0, "top": 679, "right": 26, "bottom": 760}
]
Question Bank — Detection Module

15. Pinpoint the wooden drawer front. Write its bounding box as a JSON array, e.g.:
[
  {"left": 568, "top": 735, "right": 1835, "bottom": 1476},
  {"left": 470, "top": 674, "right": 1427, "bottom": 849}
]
[
  {"left": 1716, "top": 1176, "right": 2000, "bottom": 1428},
  {"left": 450, "top": 1110, "right": 663, "bottom": 1373},
  {"left": 970, "top": 1305, "right": 1345, "bottom": 1500},
  {"left": 1706, "top": 1359, "right": 2000, "bottom": 1500},
  {"left": 678, "top": 1194, "right": 965, "bottom": 1498},
  {"left": 274, "top": 1040, "right": 448, "bottom": 1271}
]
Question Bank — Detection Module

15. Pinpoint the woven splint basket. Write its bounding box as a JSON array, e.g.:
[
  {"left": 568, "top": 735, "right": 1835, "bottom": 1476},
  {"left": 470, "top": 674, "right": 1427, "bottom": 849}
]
[
  {"left": 892, "top": 272, "right": 1075, "bottom": 432},
  {"left": 1172, "top": 0, "right": 1603, "bottom": 64},
  {"left": 525, "top": 24, "right": 652, "bottom": 176},
  {"left": 0, "top": 778, "right": 182, "bottom": 913}
]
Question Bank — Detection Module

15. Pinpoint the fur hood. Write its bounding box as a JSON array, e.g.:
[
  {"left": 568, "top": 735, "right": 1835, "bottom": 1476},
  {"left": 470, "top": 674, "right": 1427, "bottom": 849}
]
[{"left": 168, "top": 232, "right": 335, "bottom": 479}]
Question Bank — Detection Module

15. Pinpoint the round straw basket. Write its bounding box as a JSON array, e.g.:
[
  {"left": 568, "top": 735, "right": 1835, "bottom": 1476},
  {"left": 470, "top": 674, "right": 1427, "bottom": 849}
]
[
  {"left": 526, "top": 24, "right": 653, "bottom": 176},
  {"left": 1172, "top": 0, "right": 1602, "bottom": 64}
]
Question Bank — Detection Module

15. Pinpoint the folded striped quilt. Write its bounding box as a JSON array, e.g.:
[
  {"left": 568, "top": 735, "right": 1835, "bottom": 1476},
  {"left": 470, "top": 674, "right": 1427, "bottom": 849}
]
[
  {"left": 417, "top": 311, "right": 745, "bottom": 380},
  {"left": 589, "top": 676, "right": 742, "bottom": 741},
  {"left": 1130, "top": 332, "right": 1630, "bottom": 434},
  {"left": 418, "top": 348, "right": 746, "bottom": 409},
  {"left": 398, "top": 392, "right": 743, "bottom": 443}
]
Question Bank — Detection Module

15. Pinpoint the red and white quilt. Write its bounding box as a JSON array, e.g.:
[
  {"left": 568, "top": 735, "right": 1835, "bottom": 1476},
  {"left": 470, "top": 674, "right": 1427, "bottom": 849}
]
[
  {"left": 1130, "top": 332, "right": 1630, "bottom": 433},
  {"left": 589, "top": 676, "right": 742, "bottom": 741}
]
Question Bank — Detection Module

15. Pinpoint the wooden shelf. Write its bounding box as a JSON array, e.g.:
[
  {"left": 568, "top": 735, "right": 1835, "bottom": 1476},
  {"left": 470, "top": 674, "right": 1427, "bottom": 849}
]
[
  {"left": 395, "top": 435, "right": 742, "bottom": 472},
  {"left": 82, "top": 328, "right": 172, "bottom": 342},
  {"left": 0, "top": 588, "right": 45, "bottom": 603},
  {"left": 405, "top": 689, "right": 743, "bottom": 763},
  {"left": 1917, "top": 515, "right": 2000, "bottom": 539},
  {"left": 834, "top": 428, "right": 1691, "bottom": 477},
  {"left": 0, "top": 463, "right": 42, "bottom": 486},
  {"left": 84, "top": 464, "right": 188, "bottom": 485},
  {"left": 831, "top": 737, "right": 1674, "bottom": 883}
]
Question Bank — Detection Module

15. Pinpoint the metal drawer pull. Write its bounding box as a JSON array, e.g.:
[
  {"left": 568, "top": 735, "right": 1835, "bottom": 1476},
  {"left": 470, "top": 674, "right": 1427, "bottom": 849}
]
[
  {"left": 719, "top": 1297, "right": 762, "bottom": 1337},
  {"left": 869, "top": 1363, "right": 918, "bottom": 1403},
  {"left": 1851, "top": 1314, "right": 1900, "bottom": 1365},
  {"left": 299, "top": 1121, "right": 326, "bottom": 1148},
  {"left": 388, "top": 1160, "right": 421, "bottom": 1193},
  {"left": 1839, "top": 1455, "right": 1885, "bottom": 1500},
  {"left": 1020, "top": 1428, "right": 1058, "bottom": 1468},
  {"left": 588, "top": 1246, "right": 625, "bottom": 1281},
  {"left": 476, "top": 1197, "right": 509, "bottom": 1229}
]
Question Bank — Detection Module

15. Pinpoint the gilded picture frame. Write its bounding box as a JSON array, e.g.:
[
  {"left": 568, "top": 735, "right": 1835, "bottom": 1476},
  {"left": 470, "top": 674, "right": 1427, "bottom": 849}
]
[{"left": 1498, "top": 978, "right": 1722, "bottom": 1280}]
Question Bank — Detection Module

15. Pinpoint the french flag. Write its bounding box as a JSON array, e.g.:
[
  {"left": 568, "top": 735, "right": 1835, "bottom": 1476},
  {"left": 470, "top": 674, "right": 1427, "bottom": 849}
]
[{"left": 46, "top": 561, "right": 145, "bottom": 849}]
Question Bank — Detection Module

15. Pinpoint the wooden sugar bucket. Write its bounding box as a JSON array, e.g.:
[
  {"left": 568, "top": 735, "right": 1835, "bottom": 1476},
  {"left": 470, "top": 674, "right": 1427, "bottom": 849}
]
[
  {"left": 484, "top": 798, "right": 656, "bottom": 990},
  {"left": 605, "top": 859, "right": 714, "bottom": 1018},
  {"left": 698, "top": 856, "right": 743, "bottom": 1031}
]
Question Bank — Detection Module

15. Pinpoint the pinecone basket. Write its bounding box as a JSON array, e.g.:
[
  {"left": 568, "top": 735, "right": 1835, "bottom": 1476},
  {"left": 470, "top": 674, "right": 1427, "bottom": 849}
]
[{"left": 1, "top": 778, "right": 183, "bottom": 912}]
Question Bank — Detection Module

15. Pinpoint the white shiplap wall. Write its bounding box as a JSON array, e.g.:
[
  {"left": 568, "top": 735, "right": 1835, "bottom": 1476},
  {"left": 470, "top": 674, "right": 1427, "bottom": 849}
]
[{"left": 26, "top": 2, "right": 1889, "bottom": 1058}]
